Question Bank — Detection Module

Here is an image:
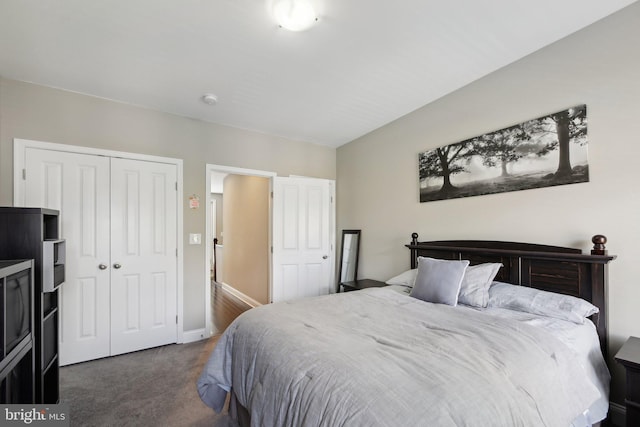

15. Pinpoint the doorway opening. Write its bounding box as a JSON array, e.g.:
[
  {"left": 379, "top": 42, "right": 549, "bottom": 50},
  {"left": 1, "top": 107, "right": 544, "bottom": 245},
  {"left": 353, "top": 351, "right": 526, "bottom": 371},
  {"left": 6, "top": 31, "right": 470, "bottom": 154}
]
[{"left": 205, "top": 165, "right": 276, "bottom": 337}]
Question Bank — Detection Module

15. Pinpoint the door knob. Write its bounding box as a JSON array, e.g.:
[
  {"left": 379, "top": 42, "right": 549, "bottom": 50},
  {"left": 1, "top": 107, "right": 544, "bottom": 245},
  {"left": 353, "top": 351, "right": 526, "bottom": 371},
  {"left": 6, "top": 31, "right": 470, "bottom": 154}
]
[
  {"left": 99, "top": 264, "right": 108, "bottom": 270},
  {"left": 322, "top": 255, "right": 328, "bottom": 259},
  {"left": 113, "top": 263, "right": 122, "bottom": 269}
]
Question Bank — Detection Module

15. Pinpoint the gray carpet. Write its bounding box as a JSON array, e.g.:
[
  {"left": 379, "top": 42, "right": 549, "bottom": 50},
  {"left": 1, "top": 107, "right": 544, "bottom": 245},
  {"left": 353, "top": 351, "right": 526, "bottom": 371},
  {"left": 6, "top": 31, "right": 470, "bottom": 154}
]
[{"left": 59, "top": 335, "right": 237, "bottom": 427}]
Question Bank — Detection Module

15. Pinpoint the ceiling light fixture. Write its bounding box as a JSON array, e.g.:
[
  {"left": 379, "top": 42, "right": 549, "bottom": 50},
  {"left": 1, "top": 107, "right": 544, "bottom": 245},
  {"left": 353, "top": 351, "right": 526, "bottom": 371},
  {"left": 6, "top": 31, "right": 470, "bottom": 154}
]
[
  {"left": 201, "top": 93, "right": 218, "bottom": 105},
  {"left": 272, "top": 0, "right": 318, "bottom": 32}
]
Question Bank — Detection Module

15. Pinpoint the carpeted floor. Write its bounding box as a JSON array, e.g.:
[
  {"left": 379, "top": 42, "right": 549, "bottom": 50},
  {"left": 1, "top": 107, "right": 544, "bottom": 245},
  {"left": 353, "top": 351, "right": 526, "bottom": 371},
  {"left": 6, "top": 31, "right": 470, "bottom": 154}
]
[{"left": 59, "top": 335, "right": 237, "bottom": 427}]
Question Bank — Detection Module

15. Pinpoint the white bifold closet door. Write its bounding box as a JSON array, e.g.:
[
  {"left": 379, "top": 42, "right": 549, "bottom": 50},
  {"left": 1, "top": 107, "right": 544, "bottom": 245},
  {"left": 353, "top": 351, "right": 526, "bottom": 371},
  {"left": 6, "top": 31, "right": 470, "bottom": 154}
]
[
  {"left": 109, "top": 158, "right": 177, "bottom": 357},
  {"left": 24, "top": 148, "right": 177, "bottom": 366}
]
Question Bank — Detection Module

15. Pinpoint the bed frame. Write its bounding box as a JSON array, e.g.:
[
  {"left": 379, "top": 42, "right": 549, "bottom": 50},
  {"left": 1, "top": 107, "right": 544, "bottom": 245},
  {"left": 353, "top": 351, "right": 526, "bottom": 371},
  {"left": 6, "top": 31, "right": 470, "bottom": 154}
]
[{"left": 406, "top": 233, "right": 616, "bottom": 357}]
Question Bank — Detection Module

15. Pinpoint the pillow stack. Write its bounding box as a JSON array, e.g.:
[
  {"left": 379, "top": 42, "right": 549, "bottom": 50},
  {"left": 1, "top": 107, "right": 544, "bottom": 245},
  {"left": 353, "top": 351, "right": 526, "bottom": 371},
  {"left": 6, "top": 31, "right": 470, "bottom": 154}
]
[
  {"left": 386, "top": 257, "right": 502, "bottom": 307},
  {"left": 384, "top": 259, "right": 599, "bottom": 324}
]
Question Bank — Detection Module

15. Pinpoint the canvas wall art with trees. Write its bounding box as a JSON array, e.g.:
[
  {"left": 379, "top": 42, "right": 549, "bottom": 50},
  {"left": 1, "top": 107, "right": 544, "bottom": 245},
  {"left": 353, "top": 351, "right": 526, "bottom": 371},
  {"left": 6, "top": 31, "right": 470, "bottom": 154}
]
[{"left": 418, "top": 105, "right": 589, "bottom": 203}]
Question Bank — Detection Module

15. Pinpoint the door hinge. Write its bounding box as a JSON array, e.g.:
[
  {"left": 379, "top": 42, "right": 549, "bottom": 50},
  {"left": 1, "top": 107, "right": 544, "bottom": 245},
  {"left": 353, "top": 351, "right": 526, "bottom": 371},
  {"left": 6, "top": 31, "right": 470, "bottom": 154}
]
[
  {"left": 271, "top": 246, "right": 273, "bottom": 253},
  {"left": 271, "top": 191, "right": 274, "bottom": 198},
  {"left": 22, "top": 169, "right": 26, "bottom": 180},
  {"left": 176, "top": 315, "right": 178, "bottom": 324},
  {"left": 176, "top": 248, "right": 178, "bottom": 257},
  {"left": 175, "top": 182, "right": 178, "bottom": 191}
]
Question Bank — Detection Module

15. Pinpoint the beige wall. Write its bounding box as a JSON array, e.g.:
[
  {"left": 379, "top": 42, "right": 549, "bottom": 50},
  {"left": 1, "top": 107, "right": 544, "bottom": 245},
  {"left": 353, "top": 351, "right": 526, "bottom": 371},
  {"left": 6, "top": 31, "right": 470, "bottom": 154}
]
[
  {"left": 0, "top": 77, "right": 336, "bottom": 331},
  {"left": 221, "top": 175, "right": 270, "bottom": 304},
  {"left": 337, "top": 2, "right": 640, "bottom": 405}
]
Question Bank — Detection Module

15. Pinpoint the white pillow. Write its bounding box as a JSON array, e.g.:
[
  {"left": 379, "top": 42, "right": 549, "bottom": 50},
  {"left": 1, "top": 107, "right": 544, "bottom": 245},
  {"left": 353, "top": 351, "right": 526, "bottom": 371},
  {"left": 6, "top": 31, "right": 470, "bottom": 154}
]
[
  {"left": 385, "top": 269, "right": 417, "bottom": 287},
  {"left": 488, "top": 282, "right": 598, "bottom": 324},
  {"left": 410, "top": 257, "right": 469, "bottom": 306},
  {"left": 458, "top": 263, "right": 502, "bottom": 308}
]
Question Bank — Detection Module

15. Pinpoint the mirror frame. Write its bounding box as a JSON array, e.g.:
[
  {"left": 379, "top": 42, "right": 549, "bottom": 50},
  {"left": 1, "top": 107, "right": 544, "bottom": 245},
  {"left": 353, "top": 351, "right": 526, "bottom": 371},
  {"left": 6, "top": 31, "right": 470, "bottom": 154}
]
[{"left": 338, "top": 229, "right": 361, "bottom": 288}]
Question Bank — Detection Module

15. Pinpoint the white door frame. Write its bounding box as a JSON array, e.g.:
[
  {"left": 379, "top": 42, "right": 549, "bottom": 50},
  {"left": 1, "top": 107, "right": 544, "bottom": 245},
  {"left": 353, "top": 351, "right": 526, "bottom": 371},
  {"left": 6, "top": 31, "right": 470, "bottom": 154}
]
[
  {"left": 13, "top": 138, "right": 186, "bottom": 343},
  {"left": 210, "top": 198, "right": 217, "bottom": 268},
  {"left": 204, "top": 164, "right": 276, "bottom": 338}
]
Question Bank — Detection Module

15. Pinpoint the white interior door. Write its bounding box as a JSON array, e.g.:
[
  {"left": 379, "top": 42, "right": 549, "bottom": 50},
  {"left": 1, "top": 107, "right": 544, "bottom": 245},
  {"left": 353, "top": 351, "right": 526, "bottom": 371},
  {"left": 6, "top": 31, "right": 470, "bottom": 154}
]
[
  {"left": 24, "top": 147, "right": 111, "bottom": 365},
  {"left": 272, "top": 177, "right": 334, "bottom": 302},
  {"left": 110, "top": 158, "right": 178, "bottom": 355},
  {"left": 21, "top": 145, "right": 178, "bottom": 364}
]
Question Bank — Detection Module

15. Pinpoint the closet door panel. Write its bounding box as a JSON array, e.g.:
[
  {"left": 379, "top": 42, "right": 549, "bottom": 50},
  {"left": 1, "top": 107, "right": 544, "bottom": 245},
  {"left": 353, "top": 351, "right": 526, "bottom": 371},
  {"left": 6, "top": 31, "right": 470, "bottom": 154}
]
[
  {"left": 110, "top": 158, "right": 178, "bottom": 355},
  {"left": 24, "top": 148, "right": 111, "bottom": 366}
]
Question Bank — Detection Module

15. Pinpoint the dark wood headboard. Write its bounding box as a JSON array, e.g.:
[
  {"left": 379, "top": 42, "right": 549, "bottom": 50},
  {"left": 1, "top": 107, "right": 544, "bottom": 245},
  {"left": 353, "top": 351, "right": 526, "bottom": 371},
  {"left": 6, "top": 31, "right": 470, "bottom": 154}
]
[{"left": 406, "top": 233, "right": 616, "bottom": 356}]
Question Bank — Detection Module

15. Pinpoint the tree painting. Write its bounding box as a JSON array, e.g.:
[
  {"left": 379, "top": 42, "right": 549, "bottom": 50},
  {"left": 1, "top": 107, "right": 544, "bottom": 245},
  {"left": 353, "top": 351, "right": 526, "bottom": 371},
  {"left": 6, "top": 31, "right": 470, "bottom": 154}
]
[{"left": 419, "top": 105, "right": 589, "bottom": 203}]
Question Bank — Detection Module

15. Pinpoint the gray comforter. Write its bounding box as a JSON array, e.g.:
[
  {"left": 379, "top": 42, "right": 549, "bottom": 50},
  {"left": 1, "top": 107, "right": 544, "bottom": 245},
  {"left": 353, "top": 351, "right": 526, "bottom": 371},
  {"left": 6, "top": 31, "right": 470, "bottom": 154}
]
[{"left": 198, "top": 288, "right": 601, "bottom": 426}]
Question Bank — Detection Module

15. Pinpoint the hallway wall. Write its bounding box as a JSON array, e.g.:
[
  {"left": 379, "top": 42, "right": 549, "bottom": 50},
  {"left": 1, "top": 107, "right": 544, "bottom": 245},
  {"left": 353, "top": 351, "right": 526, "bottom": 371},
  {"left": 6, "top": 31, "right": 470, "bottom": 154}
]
[{"left": 221, "top": 174, "right": 270, "bottom": 304}]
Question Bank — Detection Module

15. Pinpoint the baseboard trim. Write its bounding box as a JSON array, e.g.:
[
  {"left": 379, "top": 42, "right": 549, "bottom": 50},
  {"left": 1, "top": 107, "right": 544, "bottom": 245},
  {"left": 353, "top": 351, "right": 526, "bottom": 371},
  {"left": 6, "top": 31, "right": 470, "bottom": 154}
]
[
  {"left": 608, "top": 402, "right": 625, "bottom": 427},
  {"left": 220, "top": 283, "right": 262, "bottom": 308},
  {"left": 181, "top": 285, "right": 260, "bottom": 344},
  {"left": 181, "top": 328, "right": 209, "bottom": 344}
]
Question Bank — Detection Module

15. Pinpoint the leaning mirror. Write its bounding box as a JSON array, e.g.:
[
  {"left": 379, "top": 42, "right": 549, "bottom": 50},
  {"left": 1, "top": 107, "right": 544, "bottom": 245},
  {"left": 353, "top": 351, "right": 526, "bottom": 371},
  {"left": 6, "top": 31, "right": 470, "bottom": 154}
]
[{"left": 338, "top": 229, "right": 361, "bottom": 285}]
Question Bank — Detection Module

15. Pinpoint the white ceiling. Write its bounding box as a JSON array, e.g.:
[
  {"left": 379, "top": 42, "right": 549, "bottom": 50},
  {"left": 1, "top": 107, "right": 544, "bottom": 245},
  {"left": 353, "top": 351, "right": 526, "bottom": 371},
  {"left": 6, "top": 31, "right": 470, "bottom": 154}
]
[{"left": 0, "top": 0, "right": 636, "bottom": 147}]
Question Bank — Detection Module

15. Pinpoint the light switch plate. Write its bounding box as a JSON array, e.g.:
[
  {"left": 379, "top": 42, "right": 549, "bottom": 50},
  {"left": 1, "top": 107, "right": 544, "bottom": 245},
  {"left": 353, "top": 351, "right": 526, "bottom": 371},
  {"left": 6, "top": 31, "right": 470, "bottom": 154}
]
[{"left": 189, "top": 233, "right": 202, "bottom": 245}]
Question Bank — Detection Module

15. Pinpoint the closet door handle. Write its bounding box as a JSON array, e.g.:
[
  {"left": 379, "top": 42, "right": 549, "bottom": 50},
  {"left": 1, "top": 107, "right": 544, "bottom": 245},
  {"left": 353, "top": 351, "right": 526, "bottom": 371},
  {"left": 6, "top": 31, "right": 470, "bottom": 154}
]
[
  {"left": 98, "top": 264, "right": 108, "bottom": 270},
  {"left": 113, "top": 263, "right": 122, "bottom": 269}
]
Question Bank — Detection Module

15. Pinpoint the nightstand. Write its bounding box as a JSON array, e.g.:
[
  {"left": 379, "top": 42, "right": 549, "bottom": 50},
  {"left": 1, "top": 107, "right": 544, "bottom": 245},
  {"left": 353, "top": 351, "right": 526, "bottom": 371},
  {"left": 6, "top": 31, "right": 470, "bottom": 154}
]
[
  {"left": 340, "top": 279, "right": 386, "bottom": 292},
  {"left": 615, "top": 336, "right": 640, "bottom": 427}
]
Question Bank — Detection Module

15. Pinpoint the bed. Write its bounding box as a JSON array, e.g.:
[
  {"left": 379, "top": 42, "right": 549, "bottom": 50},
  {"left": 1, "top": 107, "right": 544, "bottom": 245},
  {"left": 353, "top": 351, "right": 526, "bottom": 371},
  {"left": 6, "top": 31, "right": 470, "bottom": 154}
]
[{"left": 198, "top": 233, "right": 616, "bottom": 426}]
